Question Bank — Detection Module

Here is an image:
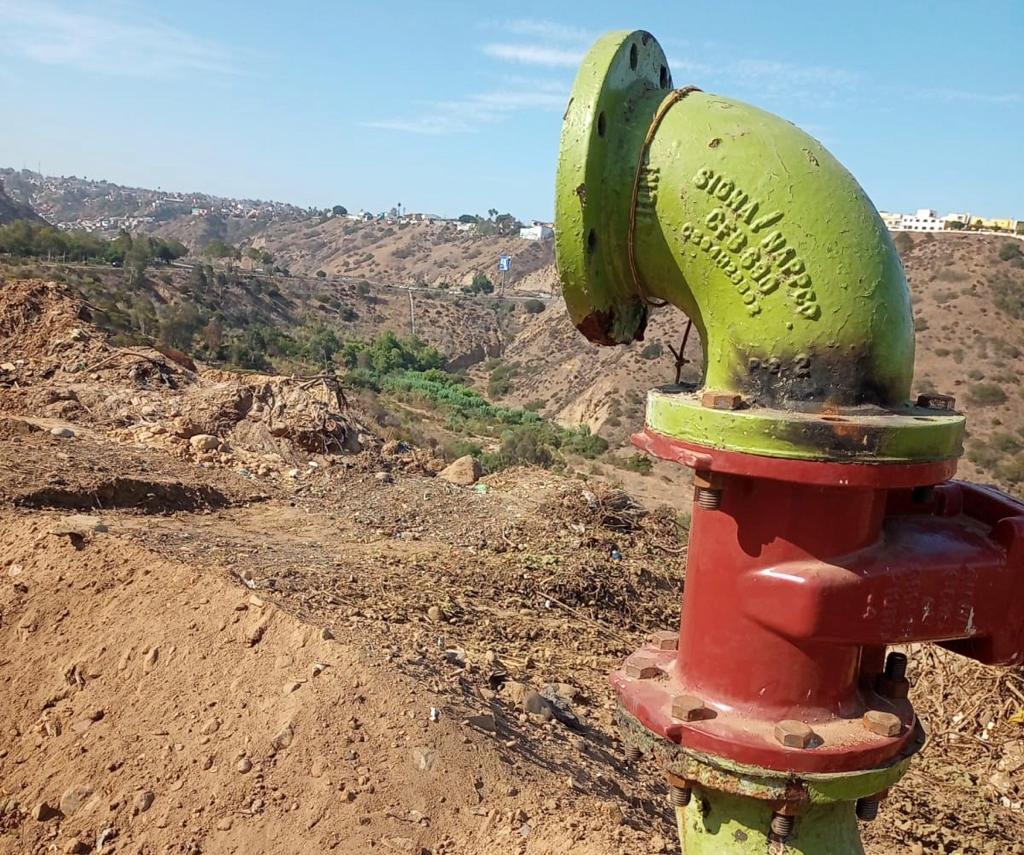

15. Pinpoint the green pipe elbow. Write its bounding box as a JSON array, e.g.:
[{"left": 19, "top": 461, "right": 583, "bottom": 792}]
[{"left": 555, "top": 31, "right": 915, "bottom": 410}]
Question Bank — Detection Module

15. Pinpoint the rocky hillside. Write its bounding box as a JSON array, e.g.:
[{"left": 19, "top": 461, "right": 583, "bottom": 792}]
[
  {"left": 1, "top": 168, "right": 558, "bottom": 293},
  {"left": 251, "top": 219, "right": 557, "bottom": 293},
  {"left": 0, "top": 180, "right": 44, "bottom": 225}
]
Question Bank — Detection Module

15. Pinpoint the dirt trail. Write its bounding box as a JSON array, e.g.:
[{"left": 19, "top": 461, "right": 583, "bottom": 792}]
[{"left": 0, "top": 509, "right": 659, "bottom": 855}]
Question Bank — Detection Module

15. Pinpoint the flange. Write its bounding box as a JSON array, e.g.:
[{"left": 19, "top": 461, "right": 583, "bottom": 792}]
[
  {"left": 554, "top": 30, "right": 674, "bottom": 345},
  {"left": 643, "top": 387, "right": 965, "bottom": 465}
]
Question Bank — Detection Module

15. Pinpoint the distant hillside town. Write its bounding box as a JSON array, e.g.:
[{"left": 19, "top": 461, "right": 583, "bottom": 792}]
[
  {"left": 880, "top": 208, "right": 1023, "bottom": 234},
  {"left": 0, "top": 168, "right": 555, "bottom": 243}
]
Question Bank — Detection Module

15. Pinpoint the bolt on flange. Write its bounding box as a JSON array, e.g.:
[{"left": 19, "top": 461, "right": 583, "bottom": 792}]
[
  {"left": 877, "top": 651, "right": 910, "bottom": 698},
  {"left": 774, "top": 719, "right": 817, "bottom": 749},
  {"left": 863, "top": 710, "right": 903, "bottom": 737},
  {"left": 650, "top": 629, "right": 678, "bottom": 650},
  {"left": 669, "top": 784, "right": 692, "bottom": 807},
  {"left": 694, "top": 470, "right": 724, "bottom": 511},
  {"left": 770, "top": 812, "right": 796, "bottom": 841},
  {"left": 856, "top": 795, "right": 882, "bottom": 822},
  {"left": 671, "top": 694, "right": 708, "bottom": 722}
]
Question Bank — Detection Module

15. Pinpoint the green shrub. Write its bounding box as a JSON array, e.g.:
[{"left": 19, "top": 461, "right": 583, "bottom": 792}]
[
  {"left": 640, "top": 342, "right": 664, "bottom": 360},
  {"left": 482, "top": 423, "right": 555, "bottom": 471},
  {"left": 463, "top": 272, "right": 494, "bottom": 295},
  {"left": 623, "top": 454, "right": 653, "bottom": 474},
  {"left": 998, "top": 242, "right": 1023, "bottom": 263},
  {"left": 893, "top": 232, "right": 914, "bottom": 254},
  {"left": 561, "top": 425, "right": 608, "bottom": 458},
  {"left": 487, "top": 361, "right": 519, "bottom": 398},
  {"left": 990, "top": 269, "right": 1024, "bottom": 318},
  {"left": 522, "top": 299, "right": 545, "bottom": 314},
  {"left": 967, "top": 382, "right": 1008, "bottom": 406}
]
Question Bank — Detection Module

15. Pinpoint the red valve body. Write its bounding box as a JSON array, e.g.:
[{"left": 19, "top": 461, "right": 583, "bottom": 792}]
[{"left": 614, "top": 429, "right": 1024, "bottom": 774}]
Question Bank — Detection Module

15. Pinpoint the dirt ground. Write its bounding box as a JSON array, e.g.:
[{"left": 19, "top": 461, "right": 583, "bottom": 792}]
[{"left": 1, "top": 279, "right": 1023, "bottom": 855}]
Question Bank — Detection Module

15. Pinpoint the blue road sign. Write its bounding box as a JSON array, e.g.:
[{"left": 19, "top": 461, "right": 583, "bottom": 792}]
[{"left": 498, "top": 255, "right": 512, "bottom": 271}]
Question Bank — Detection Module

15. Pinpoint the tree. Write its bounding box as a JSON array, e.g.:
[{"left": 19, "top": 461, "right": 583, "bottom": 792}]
[
  {"left": 124, "top": 236, "right": 153, "bottom": 289},
  {"left": 487, "top": 208, "right": 498, "bottom": 220},
  {"left": 202, "top": 239, "right": 240, "bottom": 261},
  {"left": 199, "top": 318, "right": 224, "bottom": 353},
  {"left": 332, "top": 205, "right": 348, "bottom": 216},
  {"left": 299, "top": 323, "right": 342, "bottom": 367},
  {"left": 316, "top": 269, "right": 327, "bottom": 279},
  {"left": 494, "top": 213, "right": 522, "bottom": 236},
  {"left": 464, "top": 272, "right": 494, "bottom": 295}
]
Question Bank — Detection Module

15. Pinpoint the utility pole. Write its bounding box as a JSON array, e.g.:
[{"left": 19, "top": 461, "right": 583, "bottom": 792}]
[{"left": 408, "top": 287, "right": 416, "bottom": 337}]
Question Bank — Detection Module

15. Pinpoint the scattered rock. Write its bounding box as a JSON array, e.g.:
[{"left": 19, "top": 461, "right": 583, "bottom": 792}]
[
  {"left": 143, "top": 646, "right": 160, "bottom": 673},
  {"left": 50, "top": 426, "right": 75, "bottom": 438},
  {"left": 438, "top": 455, "right": 482, "bottom": 487},
  {"left": 51, "top": 515, "right": 108, "bottom": 536},
  {"left": 272, "top": 722, "right": 295, "bottom": 751},
  {"left": 63, "top": 839, "right": 89, "bottom": 854},
  {"left": 427, "top": 606, "right": 445, "bottom": 623},
  {"left": 466, "top": 712, "right": 497, "bottom": 733},
  {"left": 411, "top": 747, "right": 436, "bottom": 771},
  {"left": 284, "top": 680, "right": 303, "bottom": 694},
  {"left": 189, "top": 434, "right": 221, "bottom": 452},
  {"left": 237, "top": 757, "right": 253, "bottom": 774},
  {"left": 59, "top": 784, "right": 94, "bottom": 816},
  {"left": 602, "top": 803, "right": 624, "bottom": 825},
  {"left": 32, "top": 801, "right": 58, "bottom": 822},
  {"left": 200, "top": 718, "right": 220, "bottom": 735},
  {"left": 132, "top": 790, "right": 154, "bottom": 815},
  {"left": 649, "top": 833, "right": 669, "bottom": 853},
  {"left": 320, "top": 626, "right": 335, "bottom": 641},
  {"left": 375, "top": 471, "right": 393, "bottom": 483}
]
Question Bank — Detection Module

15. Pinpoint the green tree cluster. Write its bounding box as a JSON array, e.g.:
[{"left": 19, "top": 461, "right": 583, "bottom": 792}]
[{"left": 0, "top": 221, "right": 185, "bottom": 265}]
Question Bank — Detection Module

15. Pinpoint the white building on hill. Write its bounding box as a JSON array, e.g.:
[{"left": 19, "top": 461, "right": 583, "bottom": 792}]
[
  {"left": 519, "top": 222, "right": 554, "bottom": 241},
  {"left": 898, "top": 209, "right": 945, "bottom": 231}
]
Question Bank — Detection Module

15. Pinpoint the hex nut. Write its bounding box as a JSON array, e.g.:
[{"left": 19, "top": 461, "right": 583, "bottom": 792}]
[
  {"left": 774, "top": 720, "right": 816, "bottom": 749},
  {"left": 671, "top": 694, "right": 706, "bottom": 722},
  {"left": 650, "top": 630, "right": 678, "bottom": 651},
  {"left": 701, "top": 391, "right": 743, "bottom": 410},
  {"left": 916, "top": 393, "right": 956, "bottom": 411},
  {"left": 623, "top": 654, "right": 660, "bottom": 680},
  {"left": 863, "top": 710, "right": 902, "bottom": 737}
]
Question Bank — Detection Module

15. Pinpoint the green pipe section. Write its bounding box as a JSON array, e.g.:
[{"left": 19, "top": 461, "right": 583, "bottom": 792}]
[
  {"left": 555, "top": 30, "right": 915, "bottom": 410},
  {"left": 677, "top": 790, "right": 865, "bottom": 855}
]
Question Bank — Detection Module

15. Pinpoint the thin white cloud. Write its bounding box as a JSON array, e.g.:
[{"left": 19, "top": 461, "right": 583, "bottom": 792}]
[
  {"left": 362, "top": 82, "right": 569, "bottom": 136},
  {"left": 500, "top": 19, "right": 594, "bottom": 45},
  {"left": 0, "top": 0, "right": 237, "bottom": 77},
  {"left": 481, "top": 43, "right": 585, "bottom": 68},
  {"left": 915, "top": 87, "right": 1021, "bottom": 105}
]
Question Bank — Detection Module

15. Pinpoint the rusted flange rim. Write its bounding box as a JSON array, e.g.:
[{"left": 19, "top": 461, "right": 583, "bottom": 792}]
[{"left": 633, "top": 428, "right": 958, "bottom": 488}]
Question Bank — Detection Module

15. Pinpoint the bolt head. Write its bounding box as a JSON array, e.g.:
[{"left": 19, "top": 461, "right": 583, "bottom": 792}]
[
  {"left": 916, "top": 393, "right": 956, "bottom": 411},
  {"left": 701, "top": 391, "right": 743, "bottom": 410},
  {"left": 650, "top": 630, "right": 678, "bottom": 651},
  {"left": 671, "top": 694, "right": 706, "bottom": 722},
  {"left": 774, "top": 719, "right": 816, "bottom": 749},
  {"left": 623, "top": 653, "right": 660, "bottom": 680},
  {"left": 863, "top": 710, "right": 902, "bottom": 737}
]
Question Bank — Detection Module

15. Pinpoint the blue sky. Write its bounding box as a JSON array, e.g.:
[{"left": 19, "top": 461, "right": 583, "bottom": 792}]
[{"left": 0, "top": 1, "right": 1020, "bottom": 222}]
